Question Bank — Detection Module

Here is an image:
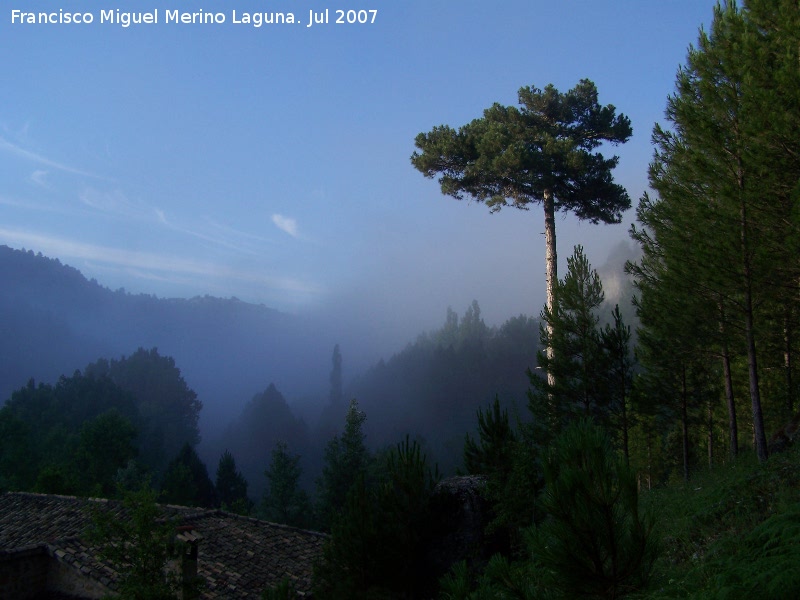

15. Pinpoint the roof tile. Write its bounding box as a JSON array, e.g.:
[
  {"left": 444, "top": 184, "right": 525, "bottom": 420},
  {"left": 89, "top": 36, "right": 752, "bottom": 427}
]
[{"left": 0, "top": 492, "right": 325, "bottom": 598}]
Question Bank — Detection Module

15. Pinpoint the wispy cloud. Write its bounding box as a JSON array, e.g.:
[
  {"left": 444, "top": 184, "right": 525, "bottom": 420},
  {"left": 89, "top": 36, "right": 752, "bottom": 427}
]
[
  {"left": 0, "top": 136, "right": 106, "bottom": 180},
  {"left": 76, "top": 190, "right": 260, "bottom": 256},
  {"left": 272, "top": 214, "right": 299, "bottom": 238},
  {"left": 0, "top": 228, "right": 323, "bottom": 296},
  {"left": 30, "top": 170, "right": 49, "bottom": 188},
  {"left": 155, "top": 208, "right": 168, "bottom": 225},
  {"left": 0, "top": 192, "right": 75, "bottom": 216},
  {"left": 79, "top": 188, "right": 148, "bottom": 219},
  {"left": 156, "top": 209, "right": 265, "bottom": 255},
  {"left": 203, "top": 217, "right": 273, "bottom": 246}
]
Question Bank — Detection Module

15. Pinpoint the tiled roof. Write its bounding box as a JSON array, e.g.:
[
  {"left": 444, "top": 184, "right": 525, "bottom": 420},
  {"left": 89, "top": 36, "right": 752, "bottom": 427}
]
[{"left": 0, "top": 492, "right": 325, "bottom": 598}]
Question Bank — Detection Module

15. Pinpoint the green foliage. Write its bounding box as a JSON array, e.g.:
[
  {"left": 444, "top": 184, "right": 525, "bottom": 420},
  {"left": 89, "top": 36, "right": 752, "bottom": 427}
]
[
  {"left": 0, "top": 375, "right": 141, "bottom": 495},
  {"left": 642, "top": 442, "right": 800, "bottom": 598},
  {"left": 315, "top": 398, "right": 371, "bottom": 530},
  {"left": 439, "top": 554, "right": 555, "bottom": 600},
  {"left": 85, "top": 348, "right": 203, "bottom": 473},
  {"left": 160, "top": 443, "right": 216, "bottom": 507},
  {"left": 411, "top": 79, "right": 631, "bottom": 219},
  {"left": 33, "top": 463, "right": 79, "bottom": 495},
  {"left": 446, "top": 421, "right": 660, "bottom": 600},
  {"left": 0, "top": 407, "right": 38, "bottom": 491},
  {"left": 115, "top": 458, "right": 152, "bottom": 493},
  {"left": 262, "top": 577, "right": 298, "bottom": 600},
  {"left": 216, "top": 382, "right": 310, "bottom": 505},
  {"left": 464, "top": 396, "right": 516, "bottom": 477},
  {"left": 601, "top": 304, "right": 635, "bottom": 461},
  {"left": 26, "top": 408, "right": 138, "bottom": 498},
  {"left": 314, "top": 436, "right": 440, "bottom": 599},
  {"left": 1, "top": 349, "right": 203, "bottom": 496},
  {"left": 374, "top": 436, "right": 441, "bottom": 595},
  {"left": 262, "top": 442, "right": 311, "bottom": 527},
  {"left": 530, "top": 419, "right": 659, "bottom": 599},
  {"left": 215, "top": 450, "right": 252, "bottom": 515},
  {"left": 329, "top": 343, "right": 343, "bottom": 406},
  {"left": 313, "top": 474, "right": 381, "bottom": 599},
  {"left": 628, "top": 0, "right": 800, "bottom": 465},
  {"left": 88, "top": 484, "right": 184, "bottom": 600},
  {"left": 438, "top": 561, "right": 473, "bottom": 600},
  {"left": 529, "top": 246, "right": 609, "bottom": 440},
  {"left": 344, "top": 304, "right": 538, "bottom": 476},
  {"left": 76, "top": 409, "right": 138, "bottom": 497},
  {"left": 463, "top": 396, "right": 536, "bottom": 549},
  {"left": 705, "top": 507, "right": 800, "bottom": 599}
]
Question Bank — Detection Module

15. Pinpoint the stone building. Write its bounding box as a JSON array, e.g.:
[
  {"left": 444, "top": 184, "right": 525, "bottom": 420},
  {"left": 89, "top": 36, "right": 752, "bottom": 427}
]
[{"left": 0, "top": 492, "right": 325, "bottom": 599}]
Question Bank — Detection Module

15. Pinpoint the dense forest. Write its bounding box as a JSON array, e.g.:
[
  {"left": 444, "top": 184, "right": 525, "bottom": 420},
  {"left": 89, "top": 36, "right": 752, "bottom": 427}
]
[
  {"left": 2, "top": 1, "right": 800, "bottom": 598},
  {"left": 0, "top": 244, "right": 330, "bottom": 433}
]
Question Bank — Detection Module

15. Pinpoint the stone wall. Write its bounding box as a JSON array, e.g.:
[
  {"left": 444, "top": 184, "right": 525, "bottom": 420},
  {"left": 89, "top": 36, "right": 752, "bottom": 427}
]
[
  {"left": 46, "top": 555, "right": 111, "bottom": 599},
  {"left": 0, "top": 547, "right": 50, "bottom": 600},
  {"left": 0, "top": 546, "right": 112, "bottom": 600}
]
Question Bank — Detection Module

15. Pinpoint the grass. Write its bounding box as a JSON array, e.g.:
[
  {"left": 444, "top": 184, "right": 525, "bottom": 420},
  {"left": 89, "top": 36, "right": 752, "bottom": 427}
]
[{"left": 641, "top": 443, "right": 800, "bottom": 598}]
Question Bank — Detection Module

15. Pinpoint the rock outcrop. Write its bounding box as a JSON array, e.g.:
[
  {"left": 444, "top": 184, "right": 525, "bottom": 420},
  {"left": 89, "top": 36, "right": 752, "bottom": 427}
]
[{"left": 425, "top": 475, "right": 499, "bottom": 578}]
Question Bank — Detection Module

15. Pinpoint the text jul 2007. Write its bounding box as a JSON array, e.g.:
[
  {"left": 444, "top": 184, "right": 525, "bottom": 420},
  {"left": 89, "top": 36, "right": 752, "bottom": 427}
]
[{"left": 9, "top": 8, "right": 379, "bottom": 28}]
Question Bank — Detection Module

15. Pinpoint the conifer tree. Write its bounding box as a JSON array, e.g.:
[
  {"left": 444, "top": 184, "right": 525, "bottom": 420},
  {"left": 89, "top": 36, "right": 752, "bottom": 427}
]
[
  {"left": 412, "top": 80, "right": 632, "bottom": 385},
  {"left": 628, "top": 1, "right": 800, "bottom": 462},
  {"left": 743, "top": 0, "right": 800, "bottom": 420},
  {"left": 315, "top": 398, "right": 371, "bottom": 531},
  {"left": 262, "top": 441, "right": 310, "bottom": 528},
  {"left": 160, "top": 443, "right": 217, "bottom": 507},
  {"left": 464, "top": 395, "right": 516, "bottom": 477},
  {"left": 529, "top": 245, "right": 607, "bottom": 437},
  {"left": 313, "top": 437, "right": 440, "bottom": 599},
  {"left": 628, "top": 224, "right": 719, "bottom": 481},
  {"left": 76, "top": 409, "right": 138, "bottom": 497},
  {"left": 602, "top": 305, "right": 636, "bottom": 464},
  {"left": 329, "top": 344, "right": 343, "bottom": 407},
  {"left": 215, "top": 450, "right": 251, "bottom": 515},
  {"left": 531, "top": 419, "right": 659, "bottom": 598}
]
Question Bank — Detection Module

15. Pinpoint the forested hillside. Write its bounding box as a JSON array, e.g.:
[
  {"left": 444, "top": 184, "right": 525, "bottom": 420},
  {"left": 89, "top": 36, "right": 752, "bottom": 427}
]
[
  {"left": 343, "top": 302, "right": 539, "bottom": 473},
  {"left": 0, "top": 245, "right": 327, "bottom": 432},
  {"left": 0, "top": 348, "right": 201, "bottom": 496}
]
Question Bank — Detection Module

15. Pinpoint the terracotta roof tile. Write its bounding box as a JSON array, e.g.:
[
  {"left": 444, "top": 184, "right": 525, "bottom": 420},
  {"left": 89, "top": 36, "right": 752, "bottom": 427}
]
[{"left": 0, "top": 492, "right": 325, "bottom": 598}]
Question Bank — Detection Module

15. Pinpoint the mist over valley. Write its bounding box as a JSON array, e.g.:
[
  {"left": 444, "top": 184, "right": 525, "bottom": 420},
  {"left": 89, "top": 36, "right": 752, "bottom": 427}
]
[{"left": 3, "top": 243, "right": 634, "bottom": 492}]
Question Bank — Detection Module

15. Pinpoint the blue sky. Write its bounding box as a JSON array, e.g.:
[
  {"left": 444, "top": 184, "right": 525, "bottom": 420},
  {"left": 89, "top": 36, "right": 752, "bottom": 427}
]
[{"left": 2, "top": 0, "right": 718, "bottom": 343}]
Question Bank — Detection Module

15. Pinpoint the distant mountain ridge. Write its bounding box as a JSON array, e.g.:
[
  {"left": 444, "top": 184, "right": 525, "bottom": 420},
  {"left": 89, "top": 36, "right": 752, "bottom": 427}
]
[{"left": 0, "top": 245, "right": 332, "bottom": 435}]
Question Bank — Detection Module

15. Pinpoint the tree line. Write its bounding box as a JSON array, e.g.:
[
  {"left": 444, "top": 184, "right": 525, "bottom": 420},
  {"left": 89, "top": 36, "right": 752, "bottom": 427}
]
[{"left": 3, "top": 2, "right": 799, "bottom": 597}]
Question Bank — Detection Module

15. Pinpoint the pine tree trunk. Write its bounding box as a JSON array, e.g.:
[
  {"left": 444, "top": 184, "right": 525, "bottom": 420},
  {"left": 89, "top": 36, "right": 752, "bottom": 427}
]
[
  {"left": 719, "top": 301, "right": 738, "bottom": 459},
  {"left": 622, "top": 396, "right": 630, "bottom": 467},
  {"left": 681, "top": 366, "right": 690, "bottom": 482},
  {"left": 739, "top": 178, "right": 768, "bottom": 462},
  {"left": 707, "top": 401, "right": 714, "bottom": 469},
  {"left": 785, "top": 310, "right": 794, "bottom": 416},
  {"left": 744, "top": 300, "right": 768, "bottom": 462},
  {"left": 544, "top": 189, "right": 557, "bottom": 390},
  {"left": 721, "top": 351, "right": 738, "bottom": 460}
]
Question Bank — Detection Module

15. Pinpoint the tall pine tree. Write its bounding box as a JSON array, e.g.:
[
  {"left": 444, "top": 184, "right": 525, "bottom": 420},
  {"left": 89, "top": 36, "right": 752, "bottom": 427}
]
[
  {"left": 629, "top": 1, "right": 800, "bottom": 462},
  {"left": 412, "top": 80, "right": 631, "bottom": 386}
]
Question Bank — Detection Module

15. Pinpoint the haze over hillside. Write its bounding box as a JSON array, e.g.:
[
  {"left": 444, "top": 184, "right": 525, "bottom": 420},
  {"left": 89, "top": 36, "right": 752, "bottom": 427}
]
[
  {"left": 0, "top": 245, "right": 340, "bottom": 434},
  {"left": 0, "top": 242, "right": 638, "bottom": 486}
]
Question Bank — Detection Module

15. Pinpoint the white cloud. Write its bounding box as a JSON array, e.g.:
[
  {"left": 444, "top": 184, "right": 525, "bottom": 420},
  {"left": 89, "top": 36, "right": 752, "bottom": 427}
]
[
  {"left": 0, "top": 228, "right": 323, "bottom": 296},
  {"left": 0, "top": 136, "right": 106, "bottom": 180},
  {"left": 79, "top": 188, "right": 145, "bottom": 219},
  {"left": 272, "top": 214, "right": 299, "bottom": 238},
  {"left": 30, "top": 170, "right": 49, "bottom": 188}
]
